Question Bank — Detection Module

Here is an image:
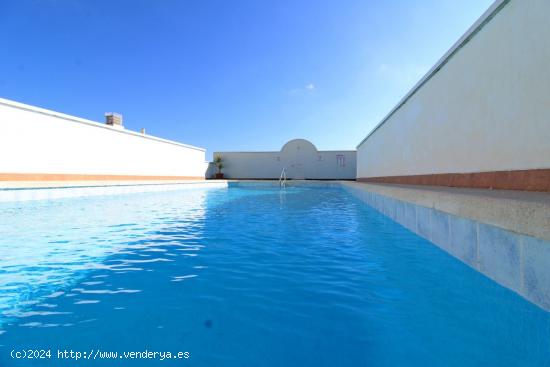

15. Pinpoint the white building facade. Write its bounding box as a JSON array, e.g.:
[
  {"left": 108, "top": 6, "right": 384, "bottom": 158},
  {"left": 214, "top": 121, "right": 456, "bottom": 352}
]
[{"left": 213, "top": 139, "right": 356, "bottom": 180}]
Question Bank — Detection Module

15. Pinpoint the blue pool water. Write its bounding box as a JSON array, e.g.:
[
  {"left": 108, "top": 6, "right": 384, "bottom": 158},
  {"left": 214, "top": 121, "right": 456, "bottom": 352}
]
[{"left": 0, "top": 185, "right": 549, "bottom": 366}]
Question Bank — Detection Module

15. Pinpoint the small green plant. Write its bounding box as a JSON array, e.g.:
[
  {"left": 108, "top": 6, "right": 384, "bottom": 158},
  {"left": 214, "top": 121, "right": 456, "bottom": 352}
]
[{"left": 214, "top": 154, "right": 224, "bottom": 176}]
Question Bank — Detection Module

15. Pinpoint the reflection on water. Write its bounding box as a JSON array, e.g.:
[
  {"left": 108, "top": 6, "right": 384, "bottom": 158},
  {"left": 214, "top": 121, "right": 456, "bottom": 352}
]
[{"left": 0, "top": 189, "right": 208, "bottom": 324}]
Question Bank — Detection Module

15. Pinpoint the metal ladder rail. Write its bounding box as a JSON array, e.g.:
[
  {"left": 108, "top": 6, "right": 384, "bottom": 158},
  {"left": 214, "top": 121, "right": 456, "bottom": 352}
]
[{"left": 279, "top": 167, "right": 287, "bottom": 188}]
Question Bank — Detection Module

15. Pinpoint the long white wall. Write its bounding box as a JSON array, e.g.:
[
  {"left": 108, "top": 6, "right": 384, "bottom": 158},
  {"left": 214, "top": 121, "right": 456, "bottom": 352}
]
[
  {"left": 357, "top": 0, "right": 550, "bottom": 178},
  {"left": 0, "top": 98, "right": 208, "bottom": 178},
  {"left": 215, "top": 139, "right": 356, "bottom": 180}
]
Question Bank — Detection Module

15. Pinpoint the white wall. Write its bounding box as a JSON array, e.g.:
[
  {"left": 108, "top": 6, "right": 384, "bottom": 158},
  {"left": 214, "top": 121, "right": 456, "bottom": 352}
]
[
  {"left": 215, "top": 139, "right": 356, "bottom": 180},
  {"left": 357, "top": 0, "right": 550, "bottom": 178},
  {"left": 0, "top": 98, "right": 208, "bottom": 178}
]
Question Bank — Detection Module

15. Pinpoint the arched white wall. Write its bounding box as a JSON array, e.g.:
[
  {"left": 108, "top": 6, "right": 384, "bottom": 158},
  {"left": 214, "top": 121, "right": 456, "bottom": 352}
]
[{"left": 214, "top": 139, "right": 356, "bottom": 180}]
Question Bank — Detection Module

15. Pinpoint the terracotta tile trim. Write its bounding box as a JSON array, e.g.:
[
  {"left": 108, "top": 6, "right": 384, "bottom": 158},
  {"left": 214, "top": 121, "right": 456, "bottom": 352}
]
[
  {"left": 357, "top": 169, "right": 550, "bottom": 192},
  {"left": 0, "top": 173, "right": 204, "bottom": 181}
]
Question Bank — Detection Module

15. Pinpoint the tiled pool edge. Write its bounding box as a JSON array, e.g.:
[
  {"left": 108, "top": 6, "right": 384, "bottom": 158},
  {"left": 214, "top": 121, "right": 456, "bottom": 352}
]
[
  {"left": 341, "top": 181, "right": 550, "bottom": 312},
  {"left": 228, "top": 180, "right": 344, "bottom": 188},
  {"left": 0, "top": 181, "right": 228, "bottom": 202}
]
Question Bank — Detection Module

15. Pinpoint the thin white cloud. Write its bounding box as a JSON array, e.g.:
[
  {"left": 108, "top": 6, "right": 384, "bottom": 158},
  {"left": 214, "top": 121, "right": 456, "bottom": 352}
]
[{"left": 288, "top": 83, "right": 316, "bottom": 95}]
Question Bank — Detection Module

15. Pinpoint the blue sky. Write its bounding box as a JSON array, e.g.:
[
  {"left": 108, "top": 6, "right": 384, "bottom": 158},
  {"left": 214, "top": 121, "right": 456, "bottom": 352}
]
[{"left": 0, "top": 0, "right": 492, "bottom": 158}]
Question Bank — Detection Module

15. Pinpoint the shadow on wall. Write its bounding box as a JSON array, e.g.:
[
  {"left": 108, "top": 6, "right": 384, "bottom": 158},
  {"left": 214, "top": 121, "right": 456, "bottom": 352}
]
[{"left": 209, "top": 139, "right": 357, "bottom": 180}]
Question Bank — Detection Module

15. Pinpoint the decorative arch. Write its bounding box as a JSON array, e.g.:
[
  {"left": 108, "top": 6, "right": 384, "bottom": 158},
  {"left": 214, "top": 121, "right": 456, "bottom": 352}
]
[
  {"left": 278, "top": 139, "right": 319, "bottom": 179},
  {"left": 280, "top": 138, "right": 318, "bottom": 153}
]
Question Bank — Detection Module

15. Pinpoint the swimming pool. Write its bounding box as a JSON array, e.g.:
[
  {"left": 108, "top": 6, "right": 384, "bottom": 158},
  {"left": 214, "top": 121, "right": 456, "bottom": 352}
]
[{"left": 0, "top": 185, "right": 549, "bottom": 366}]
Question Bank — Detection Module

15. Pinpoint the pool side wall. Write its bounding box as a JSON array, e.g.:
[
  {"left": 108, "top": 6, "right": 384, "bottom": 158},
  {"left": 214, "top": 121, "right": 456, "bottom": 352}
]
[{"left": 342, "top": 182, "right": 550, "bottom": 312}]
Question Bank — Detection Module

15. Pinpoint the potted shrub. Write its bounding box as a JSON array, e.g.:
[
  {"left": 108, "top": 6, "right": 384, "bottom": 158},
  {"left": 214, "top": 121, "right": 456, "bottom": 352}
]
[{"left": 214, "top": 154, "right": 224, "bottom": 179}]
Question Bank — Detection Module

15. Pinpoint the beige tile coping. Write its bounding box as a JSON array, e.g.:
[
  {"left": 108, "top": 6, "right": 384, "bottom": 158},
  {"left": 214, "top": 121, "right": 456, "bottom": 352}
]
[{"left": 341, "top": 181, "right": 550, "bottom": 241}]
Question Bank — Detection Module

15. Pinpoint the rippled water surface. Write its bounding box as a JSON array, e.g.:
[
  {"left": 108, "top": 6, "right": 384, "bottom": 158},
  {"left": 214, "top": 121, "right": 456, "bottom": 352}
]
[{"left": 0, "top": 186, "right": 549, "bottom": 366}]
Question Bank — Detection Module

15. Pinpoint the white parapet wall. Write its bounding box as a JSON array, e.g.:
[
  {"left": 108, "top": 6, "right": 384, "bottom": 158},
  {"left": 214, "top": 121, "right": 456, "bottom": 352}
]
[
  {"left": 356, "top": 0, "right": 550, "bottom": 191},
  {"left": 214, "top": 139, "right": 356, "bottom": 180},
  {"left": 0, "top": 97, "right": 208, "bottom": 180}
]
